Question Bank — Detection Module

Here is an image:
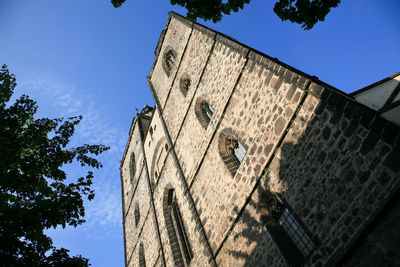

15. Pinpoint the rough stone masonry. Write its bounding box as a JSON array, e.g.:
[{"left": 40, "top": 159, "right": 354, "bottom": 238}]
[{"left": 120, "top": 12, "right": 400, "bottom": 267}]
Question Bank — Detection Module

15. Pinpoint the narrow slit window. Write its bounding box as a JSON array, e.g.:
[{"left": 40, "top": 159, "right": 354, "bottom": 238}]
[
  {"left": 135, "top": 203, "right": 140, "bottom": 227},
  {"left": 139, "top": 243, "right": 146, "bottom": 267},
  {"left": 129, "top": 153, "right": 136, "bottom": 185}
]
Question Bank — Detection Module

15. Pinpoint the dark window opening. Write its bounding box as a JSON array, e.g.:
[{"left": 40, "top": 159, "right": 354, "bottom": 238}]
[
  {"left": 135, "top": 203, "right": 140, "bottom": 227},
  {"left": 164, "top": 188, "right": 193, "bottom": 266},
  {"left": 163, "top": 49, "right": 176, "bottom": 77},
  {"left": 129, "top": 153, "right": 136, "bottom": 185},
  {"left": 195, "top": 97, "right": 214, "bottom": 129},
  {"left": 179, "top": 75, "right": 191, "bottom": 96},
  {"left": 139, "top": 243, "right": 146, "bottom": 267},
  {"left": 261, "top": 192, "right": 315, "bottom": 266}
]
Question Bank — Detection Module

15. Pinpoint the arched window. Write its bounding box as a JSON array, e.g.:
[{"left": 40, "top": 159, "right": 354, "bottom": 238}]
[
  {"left": 261, "top": 191, "right": 315, "bottom": 265},
  {"left": 163, "top": 187, "right": 193, "bottom": 266},
  {"left": 162, "top": 48, "right": 176, "bottom": 77},
  {"left": 129, "top": 152, "right": 136, "bottom": 184},
  {"left": 179, "top": 74, "right": 191, "bottom": 96},
  {"left": 139, "top": 243, "right": 146, "bottom": 267},
  {"left": 135, "top": 203, "right": 140, "bottom": 227},
  {"left": 194, "top": 97, "right": 214, "bottom": 128},
  {"left": 150, "top": 137, "right": 169, "bottom": 185},
  {"left": 218, "top": 129, "right": 247, "bottom": 176}
]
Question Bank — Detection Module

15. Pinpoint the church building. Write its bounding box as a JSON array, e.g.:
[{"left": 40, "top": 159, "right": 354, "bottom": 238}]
[{"left": 120, "top": 12, "right": 400, "bottom": 267}]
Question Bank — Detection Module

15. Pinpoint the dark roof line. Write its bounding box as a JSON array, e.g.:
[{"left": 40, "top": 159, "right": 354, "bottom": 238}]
[{"left": 349, "top": 72, "right": 400, "bottom": 96}]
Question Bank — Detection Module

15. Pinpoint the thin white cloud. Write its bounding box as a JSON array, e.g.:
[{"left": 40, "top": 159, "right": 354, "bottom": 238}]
[{"left": 19, "top": 75, "right": 125, "bottom": 241}]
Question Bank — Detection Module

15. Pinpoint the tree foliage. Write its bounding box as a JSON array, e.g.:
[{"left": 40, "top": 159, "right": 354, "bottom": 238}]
[
  {"left": 0, "top": 65, "right": 110, "bottom": 265},
  {"left": 274, "top": 0, "right": 341, "bottom": 30},
  {"left": 111, "top": 0, "right": 341, "bottom": 30}
]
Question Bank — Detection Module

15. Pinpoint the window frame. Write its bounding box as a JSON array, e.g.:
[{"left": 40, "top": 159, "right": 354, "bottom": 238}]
[
  {"left": 194, "top": 96, "right": 215, "bottom": 129},
  {"left": 163, "top": 187, "right": 193, "bottom": 266},
  {"left": 162, "top": 47, "right": 176, "bottom": 77},
  {"left": 218, "top": 129, "right": 247, "bottom": 177}
]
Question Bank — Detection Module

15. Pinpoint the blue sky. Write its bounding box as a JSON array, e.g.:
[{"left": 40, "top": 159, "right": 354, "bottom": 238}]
[{"left": 0, "top": 0, "right": 399, "bottom": 266}]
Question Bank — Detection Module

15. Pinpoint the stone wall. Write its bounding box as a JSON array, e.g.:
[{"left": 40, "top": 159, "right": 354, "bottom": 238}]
[
  {"left": 128, "top": 210, "right": 162, "bottom": 267},
  {"left": 189, "top": 49, "right": 308, "bottom": 254},
  {"left": 149, "top": 15, "right": 192, "bottom": 109},
  {"left": 174, "top": 35, "right": 248, "bottom": 186},
  {"left": 340, "top": 190, "right": 400, "bottom": 266},
  {"left": 152, "top": 152, "right": 212, "bottom": 266},
  {"left": 122, "top": 12, "right": 400, "bottom": 267},
  {"left": 162, "top": 25, "right": 215, "bottom": 143},
  {"left": 213, "top": 82, "right": 400, "bottom": 266},
  {"left": 121, "top": 118, "right": 143, "bottom": 215}
]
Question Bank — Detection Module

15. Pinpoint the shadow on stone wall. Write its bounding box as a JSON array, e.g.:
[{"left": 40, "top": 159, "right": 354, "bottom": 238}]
[{"left": 224, "top": 95, "right": 400, "bottom": 266}]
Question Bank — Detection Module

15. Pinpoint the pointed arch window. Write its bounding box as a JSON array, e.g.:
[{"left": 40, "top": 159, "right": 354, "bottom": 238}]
[
  {"left": 135, "top": 203, "right": 140, "bottom": 227},
  {"left": 139, "top": 243, "right": 146, "bottom": 267},
  {"left": 163, "top": 187, "right": 193, "bottom": 266},
  {"left": 194, "top": 97, "right": 214, "bottom": 128},
  {"left": 129, "top": 152, "right": 136, "bottom": 185},
  {"left": 162, "top": 48, "right": 176, "bottom": 77},
  {"left": 150, "top": 138, "right": 168, "bottom": 185},
  {"left": 218, "top": 129, "right": 247, "bottom": 176},
  {"left": 261, "top": 192, "right": 316, "bottom": 265}
]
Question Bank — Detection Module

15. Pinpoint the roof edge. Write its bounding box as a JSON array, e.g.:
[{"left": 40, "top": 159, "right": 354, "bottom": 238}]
[{"left": 349, "top": 72, "right": 400, "bottom": 96}]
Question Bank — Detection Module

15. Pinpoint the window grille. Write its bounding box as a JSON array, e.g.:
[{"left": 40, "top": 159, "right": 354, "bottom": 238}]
[
  {"left": 195, "top": 97, "right": 214, "bottom": 129},
  {"left": 233, "top": 139, "right": 246, "bottom": 163},
  {"left": 262, "top": 191, "right": 316, "bottom": 265},
  {"left": 279, "top": 209, "right": 314, "bottom": 257},
  {"left": 218, "top": 130, "right": 247, "bottom": 177},
  {"left": 164, "top": 188, "right": 193, "bottom": 266},
  {"left": 201, "top": 101, "right": 214, "bottom": 124}
]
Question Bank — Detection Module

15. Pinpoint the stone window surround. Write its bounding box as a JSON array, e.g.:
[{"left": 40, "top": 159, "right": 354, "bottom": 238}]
[
  {"left": 194, "top": 96, "right": 215, "bottom": 129},
  {"left": 139, "top": 242, "right": 146, "bottom": 267},
  {"left": 162, "top": 46, "right": 176, "bottom": 77},
  {"left": 261, "top": 191, "right": 318, "bottom": 266},
  {"left": 163, "top": 185, "right": 193, "bottom": 266},
  {"left": 218, "top": 128, "right": 247, "bottom": 177},
  {"left": 150, "top": 137, "right": 169, "bottom": 186},
  {"left": 179, "top": 73, "right": 191, "bottom": 96}
]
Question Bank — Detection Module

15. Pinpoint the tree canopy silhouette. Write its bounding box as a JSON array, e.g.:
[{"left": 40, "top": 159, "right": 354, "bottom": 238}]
[
  {"left": 0, "top": 65, "right": 109, "bottom": 265},
  {"left": 111, "top": 0, "right": 341, "bottom": 30}
]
